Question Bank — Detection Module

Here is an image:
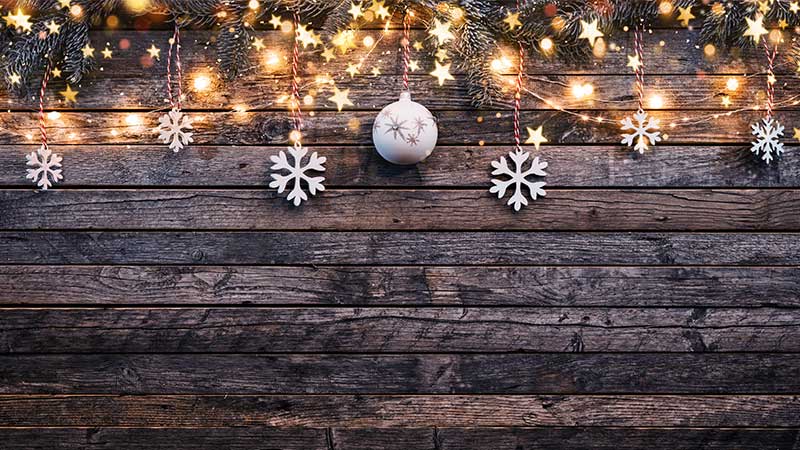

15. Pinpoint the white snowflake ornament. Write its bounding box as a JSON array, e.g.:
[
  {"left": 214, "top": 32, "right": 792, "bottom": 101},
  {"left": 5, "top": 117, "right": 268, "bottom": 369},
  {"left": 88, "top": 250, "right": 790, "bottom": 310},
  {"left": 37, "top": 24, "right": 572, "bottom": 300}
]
[
  {"left": 157, "top": 107, "right": 194, "bottom": 152},
  {"left": 750, "top": 116, "right": 784, "bottom": 164},
  {"left": 621, "top": 108, "right": 662, "bottom": 153},
  {"left": 26, "top": 144, "right": 63, "bottom": 190},
  {"left": 270, "top": 143, "right": 326, "bottom": 206},
  {"left": 490, "top": 149, "right": 547, "bottom": 211}
]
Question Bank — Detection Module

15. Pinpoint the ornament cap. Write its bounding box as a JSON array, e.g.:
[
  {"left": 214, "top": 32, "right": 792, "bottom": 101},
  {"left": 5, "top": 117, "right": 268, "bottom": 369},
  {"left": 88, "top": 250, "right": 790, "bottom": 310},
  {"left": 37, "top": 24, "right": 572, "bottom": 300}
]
[{"left": 399, "top": 90, "right": 412, "bottom": 101}]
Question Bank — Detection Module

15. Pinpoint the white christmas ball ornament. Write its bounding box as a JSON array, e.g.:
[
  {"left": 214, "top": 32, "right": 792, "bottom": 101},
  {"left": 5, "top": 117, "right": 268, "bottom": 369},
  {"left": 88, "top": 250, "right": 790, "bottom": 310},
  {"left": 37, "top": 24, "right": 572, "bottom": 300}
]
[{"left": 372, "top": 91, "right": 438, "bottom": 164}]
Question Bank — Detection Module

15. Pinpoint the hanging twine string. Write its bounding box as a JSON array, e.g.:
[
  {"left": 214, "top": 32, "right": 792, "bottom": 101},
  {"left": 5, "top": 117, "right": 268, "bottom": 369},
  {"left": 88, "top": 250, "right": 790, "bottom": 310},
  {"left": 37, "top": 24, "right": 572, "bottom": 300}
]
[
  {"left": 166, "top": 22, "right": 183, "bottom": 110},
  {"left": 634, "top": 23, "right": 645, "bottom": 111},
  {"left": 290, "top": 11, "right": 303, "bottom": 138},
  {"left": 38, "top": 61, "right": 51, "bottom": 149},
  {"left": 764, "top": 41, "right": 777, "bottom": 119},
  {"left": 402, "top": 10, "right": 411, "bottom": 91}
]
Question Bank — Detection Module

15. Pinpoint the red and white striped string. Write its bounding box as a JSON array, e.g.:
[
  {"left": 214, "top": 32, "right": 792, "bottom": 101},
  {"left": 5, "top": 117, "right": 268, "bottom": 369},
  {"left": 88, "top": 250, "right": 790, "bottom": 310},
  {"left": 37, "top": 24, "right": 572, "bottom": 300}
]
[
  {"left": 512, "top": 1, "right": 524, "bottom": 153},
  {"left": 38, "top": 62, "right": 51, "bottom": 149},
  {"left": 633, "top": 23, "right": 645, "bottom": 112},
  {"left": 764, "top": 41, "right": 778, "bottom": 119},
  {"left": 290, "top": 11, "right": 303, "bottom": 139},
  {"left": 166, "top": 22, "right": 183, "bottom": 110},
  {"left": 401, "top": 10, "right": 411, "bottom": 91}
]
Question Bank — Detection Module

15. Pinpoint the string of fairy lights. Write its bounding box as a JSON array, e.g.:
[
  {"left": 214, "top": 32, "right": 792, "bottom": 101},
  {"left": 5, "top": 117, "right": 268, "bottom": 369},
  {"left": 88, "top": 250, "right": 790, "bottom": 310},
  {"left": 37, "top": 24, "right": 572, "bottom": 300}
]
[{"left": 4, "top": 0, "right": 800, "bottom": 147}]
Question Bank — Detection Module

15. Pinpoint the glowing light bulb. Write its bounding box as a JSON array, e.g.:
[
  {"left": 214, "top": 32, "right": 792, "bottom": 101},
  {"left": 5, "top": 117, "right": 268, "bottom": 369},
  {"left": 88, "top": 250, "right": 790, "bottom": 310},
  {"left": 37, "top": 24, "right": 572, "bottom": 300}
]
[
  {"left": 193, "top": 74, "right": 212, "bottom": 92},
  {"left": 264, "top": 50, "right": 281, "bottom": 66},
  {"left": 289, "top": 129, "right": 302, "bottom": 143},
  {"left": 540, "top": 37, "right": 554, "bottom": 53},
  {"left": 248, "top": 0, "right": 260, "bottom": 9},
  {"left": 726, "top": 77, "right": 739, "bottom": 91},
  {"left": 648, "top": 94, "right": 665, "bottom": 109},
  {"left": 571, "top": 83, "right": 594, "bottom": 99},
  {"left": 125, "top": 113, "right": 143, "bottom": 126},
  {"left": 362, "top": 35, "right": 375, "bottom": 47},
  {"left": 47, "top": 111, "right": 61, "bottom": 120}
]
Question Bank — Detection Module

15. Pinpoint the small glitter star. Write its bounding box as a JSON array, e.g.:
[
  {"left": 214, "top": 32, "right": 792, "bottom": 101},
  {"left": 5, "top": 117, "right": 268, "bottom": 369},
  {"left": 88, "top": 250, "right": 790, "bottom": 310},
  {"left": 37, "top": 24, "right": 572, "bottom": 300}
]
[
  {"left": 252, "top": 37, "right": 265, "bottom": 51},
  {"left": 578, "top": 19, "right": 604, "bottom": 48},
  {"left": 430, "top": 61, "right": 454, "bottom": 86},
  {"left": 45, "top": 20, "right": 61, "bottom": 35},
  {"left": 81, "top": 43, "right": 95, "bottom": 58},
  {"left": 59, "top": 84, "right": 79, "bottom": 103},
  {"left": 146, "top": 44, "right": 161, "bottom": 59},
  {"left": 503, "top": 11, "right": 522, "bottom": 30},
  {"left": 328, "top": 86, "right": 353, "bottom": 111},
  {"left": 525, "top": 125, "right": 548, "bottom": 150},
  {"left": 101, "top": 47, "right": 113, "bottom": 59}
]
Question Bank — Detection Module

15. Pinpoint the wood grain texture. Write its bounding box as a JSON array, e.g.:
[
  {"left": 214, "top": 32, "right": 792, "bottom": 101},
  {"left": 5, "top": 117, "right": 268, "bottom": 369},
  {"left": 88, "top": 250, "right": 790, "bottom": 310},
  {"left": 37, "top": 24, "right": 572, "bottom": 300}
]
[
  {"left": 2, "top": 427, "right": 799, "bottom": 450},
  {"left": 1, "top": 395, "right": 797, "bottom": 427},
  {"left": 2, "top": 231, "right": 799, "bottom": 265},
  {"left": 2, "top": 354, "right": 798, "bottom": 394},
  {"left": 2, "top": 265, "right": 798, "bottom": 307},
  {"left": 1, "top": 145, "right": 797, "bottom": 188},
  {"left": 3, "top": 110, "right": 799, "bottom": 145},
  {"left": 2, "top": 307, "right": 797, "bottom": 353},
  {"left": 3, "top": 189, "right": 800, "bottom": 231}
]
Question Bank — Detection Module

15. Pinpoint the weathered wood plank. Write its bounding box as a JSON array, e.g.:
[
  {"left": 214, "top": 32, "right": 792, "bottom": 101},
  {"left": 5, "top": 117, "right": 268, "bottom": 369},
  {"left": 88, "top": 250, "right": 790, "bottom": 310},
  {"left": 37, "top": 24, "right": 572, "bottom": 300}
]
[
  {"left": 0, "top": 427, "right": 327, "bottom": 449},
  {"left": 2, "top": 427, "right": 798, "bottom": 450},
  {"left": 336, "top": 428, "right": 800, "bottom": 450},
  {"left": 3, "top": 265, "right": 798, "bottom": 307},
  {"left": 2, "top": 145, "right": 797, "bottom": 188},
  {"left": 2, "top": 354, "right": 798, "bottom": 394},
  {"left": 1, "top": 307, "right": 797, "bottom": 353},
  {"left": 3, "top": 189, "right": 799, "bottom": 231},
  {"left": 2, "top": 232, "right": 798, "bottom": 265},
  {"left": 1, "top": 395, "right": 797, "bottom": 427}
]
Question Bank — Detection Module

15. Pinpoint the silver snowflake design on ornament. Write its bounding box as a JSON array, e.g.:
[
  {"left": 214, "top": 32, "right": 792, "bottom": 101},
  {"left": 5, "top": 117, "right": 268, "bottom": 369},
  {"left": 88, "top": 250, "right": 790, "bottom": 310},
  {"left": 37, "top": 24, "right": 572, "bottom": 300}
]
[
  {"left": 406, "top": 134, "right": 420, "bottom": 146},
  {"left": 26, "top": 144, "right": 63, "bottom": 190},
  {"left": 750, "top": 116, "right": 784, "bottom": 164},
  {"left": 490, "top": 149, "right": 547, "bottom": 211},
  {"left": 157, "top": 108, "right": 194, "bottom": 152},
  {"left": 382, "top": 114, "right": 409, "bottom": 141},
  {"left": 269, "top": 143, "right": 327, "bottom": 206},
  {"left": 621, "top": 109, "right": 662, "bottom": 153}
]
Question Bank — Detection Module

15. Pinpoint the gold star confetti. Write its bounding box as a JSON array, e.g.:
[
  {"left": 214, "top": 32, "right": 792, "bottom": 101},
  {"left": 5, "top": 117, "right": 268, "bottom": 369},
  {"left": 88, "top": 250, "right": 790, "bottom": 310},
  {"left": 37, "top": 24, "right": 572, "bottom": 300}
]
[
  {"left": 371, "top": 66, "right": 381, "bottom": 76},
  {"left": 370, "top": 0, "right": 390, "bottom": 20},
  {"left": 4, "top": 9, "right": 32, "bottom": 32},
  {"left": 51, "top": 67, "right": 62, "bottom": 78},
  {"left": 794, "top": 128, "right": 800, "bottom": 140},
  {"left": 101, "top": 47, "right": 113, "bottom": 59},
  {"left": 252, "top": 37, "right": 265, "bottom": 50},
  {"left": 146, "top": 44, "right": 161, "bottom": 59},
  {"left": 81, "top": 43, "right": 95, "bottom": 58},
  {"left": 779, "top": 18, "right": 789, "bottom": 29},
  {"left": 435, "top": 48, "right": 449, "bottom": 61},
  {"left": 627, "top": 54, "right": 642, "bottom": 71},
  {"left": 408, "top": 60, "right": 420, "bottom": 72},
  {"left": 743, "top": 15, "right": 768, "bottom": 44},
  {"left": 321, "top": 47, "right": 336, "bottom": 62},
  {"left": 269, "top": 14, "right": 283, "bottom": 29},
  {"left": 328, "top": 86, "right": 354, "bottom": 111},
  {"left": 721, "top": 95, "right": 731, "bottom": 107},
  {"left": 45, "top": 20, "right": 61, "bottom": 34},
  {"left": 296, "top": 24, "right": 322, "bottom": 48},
  {"left": 348, "top": 2, "right": 364, "bottom": 20},
  {"left": 7, "top": 73, "right": 21, "bottom": 85},
  {"left": 345, "top": 62, "right": 361, "bottom": 77},
  {"left": 758, "top": 0, "right": 772, "bottom": 14},
  {"left": 429, "top": 18, "right": 455, "bottom": 46},
  {"left": 59, "top": 84, "right": 79, "bottom": 103},
  {"left": 503, "top": 11, "right": 521, "bottom": 30},
  {"left": 676, "top": 6, "right": 694, "bottom": 27},
  {"left": 578, "top": 19, "right": 603, "bottom": 48},
  {"left": 791, "top": 1, "right": 800, "bottom": 13},
  {"left": 430, "top": 61, "right": 454, "bottom": 86},
  {"left": 58, "top": 0, "right": 71, "bottom": 8},
  {"left": 412, "top": 41, "right": 424, "bottom": 51},
  {"left": 525, "top": 125, "right": 548, "bottom": 150},
  {"left": 332, "top": 30, "right": 357, "bottom": 54}
]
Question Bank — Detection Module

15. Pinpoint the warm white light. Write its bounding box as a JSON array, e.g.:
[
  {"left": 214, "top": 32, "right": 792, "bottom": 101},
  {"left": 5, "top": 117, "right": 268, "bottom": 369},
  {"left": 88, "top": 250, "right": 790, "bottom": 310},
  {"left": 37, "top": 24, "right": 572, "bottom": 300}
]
[
  {"left": 47, "top": 111, "right": 61, "bottom": 120},
  {"left": 540, "top": 37, "right": 554, "bottom": 53},
  {"left": 726, "top": 77, "right": 739, "bottom": 91},
  {"left": 289, "top": 129, "right": 302, "bottom": 143},
  {"left": 248, "top": 0, "right": 260, "bottom": 9},
  {"left": 648, "top": 94, "right": 665, "bottom": 109},
  {"left": 264, "top": 50, "right": 281, "bottom": 66},
  {"left": 571, "top": 83, "right": 594, "bottom": 99},
  {"left": 125, "top": 113, "right": 143, "bottom": 126},
  {"left": 193, "top": 74, "right": 212, "bottom": 92},
  {"left": 362, "top": 35, "right": 375, "bottom": 47}
]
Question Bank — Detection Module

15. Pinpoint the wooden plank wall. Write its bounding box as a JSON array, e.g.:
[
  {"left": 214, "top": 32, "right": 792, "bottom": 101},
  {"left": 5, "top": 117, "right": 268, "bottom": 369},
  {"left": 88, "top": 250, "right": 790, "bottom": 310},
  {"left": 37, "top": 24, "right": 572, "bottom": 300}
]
[{"left": 1, "top": 24, "right": 800, "bottom": 449}]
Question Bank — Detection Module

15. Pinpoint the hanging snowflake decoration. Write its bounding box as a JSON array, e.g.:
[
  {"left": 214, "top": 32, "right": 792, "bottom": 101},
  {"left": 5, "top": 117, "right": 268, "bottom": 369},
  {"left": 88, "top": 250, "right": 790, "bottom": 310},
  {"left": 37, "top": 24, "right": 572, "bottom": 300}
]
[
  {"left": 621, "top": 109, "right": 662, "bottom": 153},
  {"left": 490, "top": 149, "right": 547, "bottom": 211},
  {"left": 750, "top": 116, "right": 784, "bottom": 164},
  {"left": 157, "top": 108, "right": 194, "bottom": 152},
  {"left": 26, "top": 144, "right": 63, "bottom": 190},
  {"left": 269, "top": 144, "right": 327, "bottom": 206}
]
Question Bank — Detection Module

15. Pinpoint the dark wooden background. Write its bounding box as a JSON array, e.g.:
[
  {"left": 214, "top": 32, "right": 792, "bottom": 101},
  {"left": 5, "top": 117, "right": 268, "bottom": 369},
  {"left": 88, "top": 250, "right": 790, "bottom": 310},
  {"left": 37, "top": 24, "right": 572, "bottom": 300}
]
[{"left": 1, "top": 22, "right": 800, "bottom": 449}]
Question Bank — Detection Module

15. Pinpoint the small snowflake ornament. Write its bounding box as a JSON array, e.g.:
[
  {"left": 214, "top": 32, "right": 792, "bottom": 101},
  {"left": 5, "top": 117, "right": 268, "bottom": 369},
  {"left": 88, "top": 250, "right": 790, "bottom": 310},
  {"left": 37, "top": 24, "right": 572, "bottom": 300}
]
[
  {"left": 621, "top": 108, "right": 662, "bottom": 153},
  {"left": 26, "top": 144, "right": 63, "bottom": 190},
  {"left": 750, "top": 116, "right": 784, "bottom": 164},
  {"left": 490, "top": 149, "right": 547, "bottom": 211},
  {"left": 157, "top": 107, "right": 194, "bottom": 152},
  {"left": 270, "top": 143, "right": 326, "bottom": 206}
]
